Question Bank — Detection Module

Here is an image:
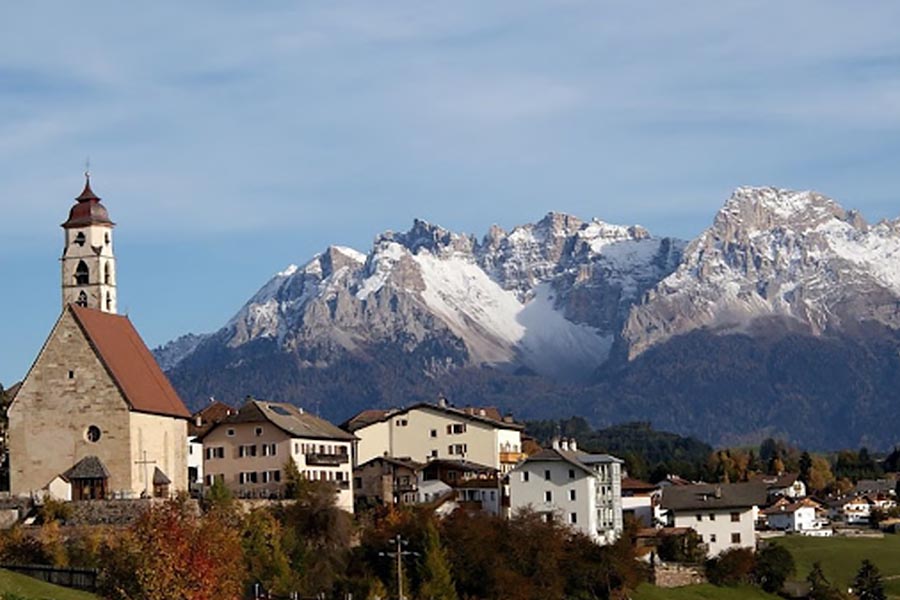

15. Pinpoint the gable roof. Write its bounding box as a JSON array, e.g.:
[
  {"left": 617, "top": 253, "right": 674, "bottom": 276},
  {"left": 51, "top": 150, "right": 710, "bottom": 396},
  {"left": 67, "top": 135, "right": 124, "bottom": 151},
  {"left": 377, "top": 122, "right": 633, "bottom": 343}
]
[
  {"left": 188, "top": 400, "right": 236, "bottom": 437},
  {"left": 202, "top": 399, "right": 355, "bottom": 442},
  {"left": 152, "top": 467, "right": 172, "bottom": 486},
  {"left": 761, "top": 498, "right": 820, "bottom": 515},
  {"left": 357, "top": 455, "right": 425, "bottom": 471},
  {"left": 661, "top": 482, "right": 768, "bottom": 512},
  {"left": 342, "top": 401, "right": 523, "bottom": 432},
  {"left": 517, "top": 447, "right": 623, "bottom": 477},
  {"left": 70, "top": 305, "right": 190, "bottom": 418},
  {"left": 750, "top": 472, "right": 800, "bottom": 490},
  {"left": 63, "top": 456, "right": 111, "bottom": 481}
]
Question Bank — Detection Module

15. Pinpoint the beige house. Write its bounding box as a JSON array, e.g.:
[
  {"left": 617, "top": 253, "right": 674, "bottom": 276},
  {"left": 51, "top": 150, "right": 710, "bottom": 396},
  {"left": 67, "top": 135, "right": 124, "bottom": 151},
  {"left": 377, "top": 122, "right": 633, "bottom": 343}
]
[
  {"left": 343, "top": 400, "right": 525, "bottom": 472},
  {"left": 8, "top": 176, "right": 190, "bottom": 499},
  {"left": 200, "top": 399, "right": 356, "bottom": 512}
]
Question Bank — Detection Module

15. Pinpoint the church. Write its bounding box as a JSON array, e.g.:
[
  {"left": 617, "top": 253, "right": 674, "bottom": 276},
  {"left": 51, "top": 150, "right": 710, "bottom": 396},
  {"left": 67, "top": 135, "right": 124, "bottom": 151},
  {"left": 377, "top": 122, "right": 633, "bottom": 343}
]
[{"left": 7, "top": 175, "right": 191, "bottom": 500}]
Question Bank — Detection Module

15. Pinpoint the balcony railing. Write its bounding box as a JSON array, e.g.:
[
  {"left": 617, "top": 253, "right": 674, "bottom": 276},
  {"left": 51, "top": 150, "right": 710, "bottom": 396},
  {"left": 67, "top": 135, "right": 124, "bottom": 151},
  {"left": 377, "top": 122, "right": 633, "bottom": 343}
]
[
  {"left": 305, "top": 452, "right": 350, "bottom": 466},
  {"left": 499, "top": 451, "right": 526, "bottom": 464}
]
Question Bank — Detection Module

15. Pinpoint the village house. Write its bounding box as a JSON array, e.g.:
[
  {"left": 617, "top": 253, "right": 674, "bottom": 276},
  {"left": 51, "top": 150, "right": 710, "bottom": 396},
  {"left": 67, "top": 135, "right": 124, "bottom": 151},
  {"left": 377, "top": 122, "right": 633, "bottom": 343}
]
[
  {"left": 508, "top": 439, "right": 624, "bottom": 544},
  {"left": 342, "top": 399, "right": 525, "bottom": 473},
  {"left": 660, "top": 482, "right": 767, "bottom": 557},
  {"left": 621, "top": 477, "right": 662, "bottom": 527},
  {"left": 761, "top": 497, "right": 829, "bottom": 534},
  {"left": 7, "top": 176, "right": 190, "bottom": 500},
  {"left": 750, "top": 472, "right": 806, "bottom": 500},
  {"left": 353, "top": 455, "right": 423, "bottom": 508},
  {"left": 187, "top": 401, "right": 236, "bottom": 493},
  {"left": 199, "top": 399, "right": 356, "bottom": 512}
]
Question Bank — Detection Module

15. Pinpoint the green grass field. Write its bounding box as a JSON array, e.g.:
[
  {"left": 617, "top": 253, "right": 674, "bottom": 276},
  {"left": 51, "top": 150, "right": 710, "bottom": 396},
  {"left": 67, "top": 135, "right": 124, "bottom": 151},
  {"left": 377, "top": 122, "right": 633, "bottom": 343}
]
[
  {"left": 0, "top": 569, "right": 100, "bottom": 600},
  {"left": 633, "top": 583, "right": 780, "bottom": 600},
  {"left": 773, "top": 534, "right": 900, "bottom": 598}
]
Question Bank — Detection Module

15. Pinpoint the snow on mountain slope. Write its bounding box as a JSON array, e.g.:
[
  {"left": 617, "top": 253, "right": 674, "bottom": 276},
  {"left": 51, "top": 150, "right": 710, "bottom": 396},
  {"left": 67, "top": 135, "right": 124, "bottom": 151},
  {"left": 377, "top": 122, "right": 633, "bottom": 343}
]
[
  {"left": 158, "top": 212, "right": 680, "bottom": 380},
  {"left": 623, "top": 187, "right": 900, "bottom": 357}
]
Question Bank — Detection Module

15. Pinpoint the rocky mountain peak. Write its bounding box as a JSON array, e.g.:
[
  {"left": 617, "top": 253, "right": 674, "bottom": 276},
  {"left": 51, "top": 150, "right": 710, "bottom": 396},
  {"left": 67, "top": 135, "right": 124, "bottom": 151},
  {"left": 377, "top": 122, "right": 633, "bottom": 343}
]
[{"left": 378, "top": 219, "right": 475, "bottom": 257}]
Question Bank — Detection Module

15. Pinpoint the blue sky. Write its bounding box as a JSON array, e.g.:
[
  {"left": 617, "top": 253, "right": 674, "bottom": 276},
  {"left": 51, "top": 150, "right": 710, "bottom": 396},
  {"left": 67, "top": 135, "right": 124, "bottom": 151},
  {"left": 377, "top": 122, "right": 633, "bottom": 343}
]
[{"left": 3, "top": 2, "right": 900, "bottom": 385}]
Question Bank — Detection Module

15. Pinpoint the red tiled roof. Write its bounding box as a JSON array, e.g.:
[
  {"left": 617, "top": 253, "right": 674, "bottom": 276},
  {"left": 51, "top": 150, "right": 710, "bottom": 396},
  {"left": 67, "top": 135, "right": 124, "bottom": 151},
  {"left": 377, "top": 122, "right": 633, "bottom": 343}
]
[
  {"left": 71, "top": 305, "right": 190, "bottom": 418},
  {"left": 188, "top": 400, "right": 236, "bottom": 436}
]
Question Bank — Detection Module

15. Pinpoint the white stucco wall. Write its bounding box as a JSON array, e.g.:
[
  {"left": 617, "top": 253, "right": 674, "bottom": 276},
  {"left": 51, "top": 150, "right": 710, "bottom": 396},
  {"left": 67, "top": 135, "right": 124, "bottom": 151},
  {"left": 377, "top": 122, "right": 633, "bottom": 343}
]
[{"left": 672, "top": 507, "right": 756, "bottom": 557}]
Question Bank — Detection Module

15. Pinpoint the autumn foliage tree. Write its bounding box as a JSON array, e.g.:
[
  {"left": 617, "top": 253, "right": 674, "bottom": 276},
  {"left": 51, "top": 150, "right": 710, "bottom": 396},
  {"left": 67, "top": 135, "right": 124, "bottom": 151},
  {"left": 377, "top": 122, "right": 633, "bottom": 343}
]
[{"left": 100, "top": 497, "right": 246, "bottom": 600}]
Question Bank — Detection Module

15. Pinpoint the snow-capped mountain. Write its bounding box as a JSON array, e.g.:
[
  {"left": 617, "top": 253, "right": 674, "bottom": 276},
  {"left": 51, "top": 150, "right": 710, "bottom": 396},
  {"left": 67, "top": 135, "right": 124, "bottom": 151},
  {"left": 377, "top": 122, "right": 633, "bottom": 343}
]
[
  {"left": 158, "top": 188, "right": 900, "bottom": 448},
  {"left": 623, "top": 187, "right": 900, "bottom": 358},
  {"left": 159, "top": 213, "right": 683, "bottom": 381}
]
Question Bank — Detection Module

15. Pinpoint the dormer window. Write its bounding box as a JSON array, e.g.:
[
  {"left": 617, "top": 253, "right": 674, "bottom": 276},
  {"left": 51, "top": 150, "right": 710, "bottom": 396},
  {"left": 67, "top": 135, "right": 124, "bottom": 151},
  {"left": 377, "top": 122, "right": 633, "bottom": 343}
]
[
  {"left": 75, "top": 261, "right": 89, "bottom": 285},
  {"left": 74, "top": 232, "right": 86, "bottom": 246}
]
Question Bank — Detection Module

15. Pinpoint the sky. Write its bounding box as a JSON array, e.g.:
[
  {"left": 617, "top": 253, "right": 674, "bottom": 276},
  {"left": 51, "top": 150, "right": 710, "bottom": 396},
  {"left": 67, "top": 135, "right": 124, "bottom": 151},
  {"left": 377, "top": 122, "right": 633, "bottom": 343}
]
[{"left": 3, "top": 1, "right": 900, "bottom": 385}]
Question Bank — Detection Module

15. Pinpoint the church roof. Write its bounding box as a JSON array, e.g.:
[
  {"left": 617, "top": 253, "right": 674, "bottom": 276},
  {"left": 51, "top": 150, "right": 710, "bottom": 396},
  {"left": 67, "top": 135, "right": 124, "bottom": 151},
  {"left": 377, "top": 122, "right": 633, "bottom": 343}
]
[
  {"left": 63, "top": 456, "right": 111, "bottom": 481},
  {"left": 62, "top": 177, "right": 114, "bottom": 229},
  {"left": 71, "top": 304, "right": 190, "bottom": 419}
]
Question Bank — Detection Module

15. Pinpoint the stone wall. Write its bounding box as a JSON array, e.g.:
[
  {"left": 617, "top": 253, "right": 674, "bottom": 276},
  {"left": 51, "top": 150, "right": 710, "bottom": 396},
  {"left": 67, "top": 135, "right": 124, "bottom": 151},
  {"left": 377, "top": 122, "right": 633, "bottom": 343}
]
[
  {"left": 652, "top": 564, "right": 706, "bottom": 588},
  {"left": 65, "top": 498, "right": 200, "bottom": 526}
]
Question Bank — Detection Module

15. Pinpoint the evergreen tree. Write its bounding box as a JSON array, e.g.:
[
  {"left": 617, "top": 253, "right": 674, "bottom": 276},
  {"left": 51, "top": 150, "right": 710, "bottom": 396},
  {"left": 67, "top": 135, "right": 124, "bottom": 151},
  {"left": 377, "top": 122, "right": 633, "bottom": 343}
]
[
  {"left": 417, "top": 522, "right": 457, "bottom": 600},
  {"left": 799, "top": 451, "right": 813, "bottom": 483},
  {"left": 754, "top": 544, "right": 794, "bottom": 593},
  {"left": 851, "top": 559, "right": 886, "bottom": 600},
  {"left": 807, "top": 562, "right": 844, "bottom": 600}
]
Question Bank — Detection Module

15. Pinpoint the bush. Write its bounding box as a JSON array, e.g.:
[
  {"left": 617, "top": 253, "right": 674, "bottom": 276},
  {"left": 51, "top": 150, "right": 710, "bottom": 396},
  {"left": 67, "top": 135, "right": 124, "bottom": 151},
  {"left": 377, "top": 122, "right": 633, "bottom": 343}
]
[
  {"left": 753, "top": 544, "right": 794, "bottom": 593},
  {"left": 706, "top": 548, "right": 755, "bottom": 586}
]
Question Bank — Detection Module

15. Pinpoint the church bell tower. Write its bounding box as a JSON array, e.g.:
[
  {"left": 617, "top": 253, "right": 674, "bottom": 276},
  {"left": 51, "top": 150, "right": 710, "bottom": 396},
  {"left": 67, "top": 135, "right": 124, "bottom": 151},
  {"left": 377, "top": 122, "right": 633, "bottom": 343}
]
[{"left": 61, "top": 173, "right": 117, "bottom": 313}]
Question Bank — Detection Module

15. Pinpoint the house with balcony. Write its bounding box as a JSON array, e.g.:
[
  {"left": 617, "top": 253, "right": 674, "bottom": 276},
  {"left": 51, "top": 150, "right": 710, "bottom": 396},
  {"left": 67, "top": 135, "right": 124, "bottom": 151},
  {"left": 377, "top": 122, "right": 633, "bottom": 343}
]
[
  {"left": 353, "top": 455, "right": 424, "bottom": 509},
  {"left": 661, "top": 482, "right": 767, "bottom": 557},
  {"left": 342, "top": 399, "right": 525, "bottom": 473},
  {"left": 762, "top": 497, "right": 830, "bottom": 534},
  {"left": 750, "top": 472, "right": 806, "bottom": 500},
  {"left": 508, "top": 439, "right": 624, "bottom": 544},
  {"left": 199, "top": 398, "right": 355, "bottom": 512}
]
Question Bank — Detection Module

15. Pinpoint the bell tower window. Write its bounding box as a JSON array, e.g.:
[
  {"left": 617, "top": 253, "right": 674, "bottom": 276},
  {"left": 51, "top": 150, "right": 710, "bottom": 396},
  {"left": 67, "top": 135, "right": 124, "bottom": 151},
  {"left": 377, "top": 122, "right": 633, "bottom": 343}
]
[
  {"left": 76, "top": 291, "right": 88, "bottom": 307},
  {"left": 106, "top": 292, "right": 112, "bottom": 311},
  {"left": 75, "top": 261, "right": 89, "bottom": 285},
  {"left": 104, "top": 263, "right": 111, "bottom": 285},
  {"left": 74, "top": 232, "right": 86, "bottom": 246}
]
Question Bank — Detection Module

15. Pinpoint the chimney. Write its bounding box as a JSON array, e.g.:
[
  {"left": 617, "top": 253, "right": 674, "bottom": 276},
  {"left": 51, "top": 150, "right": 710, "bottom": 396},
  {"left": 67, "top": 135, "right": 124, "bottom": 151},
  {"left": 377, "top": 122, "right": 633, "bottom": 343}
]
[
  {"left": 478, "top": 409, "right": 486, "bottom": 417},
  {"left": 560, "top": 439, "right": 569, "bottom": 451},
  {"left": 194, "top": 415, "right": 202, "bottom": 427},
  {"left": 551, "top": 437, "right": 560, "bottom": 450},
  {"left": 438, "top": 396, "right": 448, "bottom": 408},
  {"left": 569, "top": 439, "right": 578, "bottom": 452},
  {"left": 715, "top": 485, "right": 722, "bottom": 499}
]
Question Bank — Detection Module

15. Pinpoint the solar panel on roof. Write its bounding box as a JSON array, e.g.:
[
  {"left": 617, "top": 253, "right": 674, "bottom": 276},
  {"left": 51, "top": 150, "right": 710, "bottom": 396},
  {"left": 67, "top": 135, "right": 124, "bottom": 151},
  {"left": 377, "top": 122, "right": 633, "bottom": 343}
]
[{"left": 269, "top": 405, "right": 292, "bottom": 416}]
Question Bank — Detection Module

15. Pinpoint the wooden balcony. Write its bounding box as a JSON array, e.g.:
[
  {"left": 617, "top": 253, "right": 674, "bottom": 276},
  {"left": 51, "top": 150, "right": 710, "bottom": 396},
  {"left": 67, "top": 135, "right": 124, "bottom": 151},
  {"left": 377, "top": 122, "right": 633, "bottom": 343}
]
[
  {"left": 499, "top": 451, "right": 526, "bottom": 464},
  {"left": 305, "top": 452, "right": 350, "bottom": 466}
]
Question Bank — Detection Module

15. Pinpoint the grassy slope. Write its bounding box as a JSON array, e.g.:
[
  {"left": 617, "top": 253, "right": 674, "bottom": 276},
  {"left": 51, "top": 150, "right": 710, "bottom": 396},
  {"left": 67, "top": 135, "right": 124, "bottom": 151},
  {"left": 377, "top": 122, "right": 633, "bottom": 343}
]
[
  {"left": 633, "top": 583, "right": 780, "bottom": 600},
  {"left": 773, "top": 535, "right": 900, "bottom": 598},
  {"left": 0, "top": 569, "right": 100, "bottom": 600}
]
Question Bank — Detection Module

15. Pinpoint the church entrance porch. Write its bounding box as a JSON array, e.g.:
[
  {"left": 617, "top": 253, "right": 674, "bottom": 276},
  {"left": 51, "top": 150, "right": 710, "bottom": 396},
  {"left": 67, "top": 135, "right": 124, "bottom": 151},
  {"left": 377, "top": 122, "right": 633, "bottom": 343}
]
[{"left": 63, "top": 456, "right": 110, "bottom": 501}]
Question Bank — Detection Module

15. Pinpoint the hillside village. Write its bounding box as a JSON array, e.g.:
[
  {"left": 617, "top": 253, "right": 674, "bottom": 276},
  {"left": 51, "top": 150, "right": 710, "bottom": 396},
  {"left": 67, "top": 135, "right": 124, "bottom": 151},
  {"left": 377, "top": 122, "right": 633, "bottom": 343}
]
[{"left": 1, "top": 178, "right": 900, "bottom": 599}]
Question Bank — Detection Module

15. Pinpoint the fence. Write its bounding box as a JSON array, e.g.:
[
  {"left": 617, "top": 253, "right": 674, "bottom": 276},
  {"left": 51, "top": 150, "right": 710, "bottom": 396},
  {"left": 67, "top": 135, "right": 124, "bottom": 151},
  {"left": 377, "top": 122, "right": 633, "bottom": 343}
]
[{"left": 0, "top": 563, "right": 98, "bottom": 591}]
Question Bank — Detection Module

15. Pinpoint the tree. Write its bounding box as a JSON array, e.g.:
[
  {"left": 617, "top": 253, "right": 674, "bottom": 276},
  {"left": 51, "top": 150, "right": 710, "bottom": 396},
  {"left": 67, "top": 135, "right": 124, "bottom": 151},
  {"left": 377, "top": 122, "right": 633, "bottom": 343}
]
[
  {"left": 706, "top": 548, "right": 755, "bottom": 586},
  {"left": 806, "top": 562, "right": 845, "bottom": 600},
  {"left": 753, "top": 544, "right": 794, "bottom": 593},
  {"left": 851, "top": 559, "right": 886, "bottom": 600},
  {"left": 657, "top": 529, "right": 706, "bottom": 564},
  {"left": 417, "top": 522, "right": 457, "bottom": 600},
  {"left": 242, "top": 509, "right": 293, "bottom": 596},
  {"left": 800, "top": 451, "right": 813, "bottom": 483},
  {"left": 807, "top": 456, "right": 835, "bottom": 493}
]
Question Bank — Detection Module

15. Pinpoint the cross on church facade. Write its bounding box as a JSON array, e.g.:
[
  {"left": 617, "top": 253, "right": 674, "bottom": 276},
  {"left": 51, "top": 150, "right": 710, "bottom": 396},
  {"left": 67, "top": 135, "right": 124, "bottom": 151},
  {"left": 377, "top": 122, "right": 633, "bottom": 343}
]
[{"left": 134, "top": 451, "right": 157, "bottom": 497}]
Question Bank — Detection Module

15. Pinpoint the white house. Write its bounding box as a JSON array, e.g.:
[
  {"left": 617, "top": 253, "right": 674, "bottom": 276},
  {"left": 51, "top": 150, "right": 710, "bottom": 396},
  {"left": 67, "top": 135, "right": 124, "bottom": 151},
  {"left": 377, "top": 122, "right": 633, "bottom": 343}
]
[
  {"left": 762, "top": 498, "right": 827, "bottom": 533},
  {"left": 661, "top": 482, "right": 767, "bottom": 557},
  {"left": 508, "top": 440, "right": 623, "bottom": 545},
  {"left": 621, "top": 478, "right": 662, "bottom": 527},
  {"left": 200, "top": 399, "right": 356, "bottom": 512},
  {"left": 342, "top": 400, "right": 525, "bottom": 473}
]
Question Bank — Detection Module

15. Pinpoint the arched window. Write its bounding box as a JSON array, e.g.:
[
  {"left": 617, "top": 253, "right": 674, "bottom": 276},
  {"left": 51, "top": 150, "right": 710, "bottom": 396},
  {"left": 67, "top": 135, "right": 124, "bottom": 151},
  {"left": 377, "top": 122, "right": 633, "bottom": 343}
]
[
  {"left": 104, "top": 262, "right": 111, "bottom": 285},
  {"left": 76, "top": 291, "right": 88, "bottom": 307},
  {"left": 75, "top": 261, "right": 89, "bottom": 285},
  {"left": 74, "top": 232, "right": 86, "bottom": 247},
  {"left": 106, "top": 292, "right": 112, "bottom": 311}
]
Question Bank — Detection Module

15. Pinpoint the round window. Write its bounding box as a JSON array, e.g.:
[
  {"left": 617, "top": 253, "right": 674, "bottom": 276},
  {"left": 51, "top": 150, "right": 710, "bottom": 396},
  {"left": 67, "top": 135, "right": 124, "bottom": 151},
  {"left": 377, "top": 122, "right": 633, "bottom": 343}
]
[{"left": 86, "top": 425, "right": 102, "bottom": 443}]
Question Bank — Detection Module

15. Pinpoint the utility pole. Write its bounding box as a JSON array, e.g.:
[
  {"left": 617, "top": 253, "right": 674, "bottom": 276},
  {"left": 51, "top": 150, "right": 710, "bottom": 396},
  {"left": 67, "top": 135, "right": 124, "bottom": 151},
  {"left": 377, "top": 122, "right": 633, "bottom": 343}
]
[{"left": 378, "top": 534, "right": 419, "bottom": 600}]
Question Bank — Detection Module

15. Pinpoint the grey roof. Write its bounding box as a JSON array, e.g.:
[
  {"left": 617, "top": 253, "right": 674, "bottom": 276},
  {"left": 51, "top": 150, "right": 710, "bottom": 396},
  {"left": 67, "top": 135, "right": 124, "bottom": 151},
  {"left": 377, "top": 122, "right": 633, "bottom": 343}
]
[
  {"left": 153, "top": 467, "right": 171, "bottom": 486},
  {"left": 751, "top": 472, "right": 800, "bottom": 490},
  {"left": 855, "top": 479, "right": 896, "bottom": 495},
  {"left": 202, "top": 399, "right": 355, "bottom": 442},
  {"left": 63, "top": 456, "right": 111, "bottom": 481},
  {"left": 518, "top": 447, "right": 623, "bottom": 477},
  {"left": 342, "top": 401, "right": 524, "bottom": 432},
  {"left": 422, "top": 458, "right": 496, "bottom": 473},
  {"left": 661, "top": 482, "right": 768, "bottom": 512},
  {"left": 358, "top": 455, "right": 425, "bottom": 471}
]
